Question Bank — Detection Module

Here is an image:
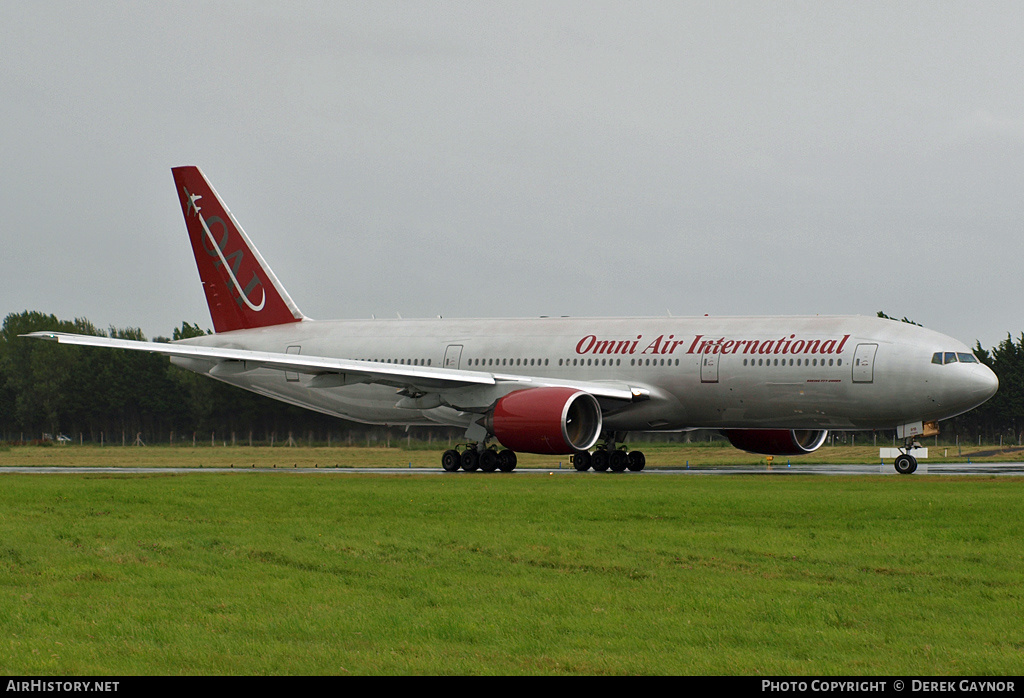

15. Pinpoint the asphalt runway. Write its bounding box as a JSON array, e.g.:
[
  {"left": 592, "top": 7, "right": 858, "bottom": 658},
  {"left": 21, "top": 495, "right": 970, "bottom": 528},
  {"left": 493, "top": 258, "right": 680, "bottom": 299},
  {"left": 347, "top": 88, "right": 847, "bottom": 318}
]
[{"left": 2, "top": 463, "right": 1024, "bottom": 476}]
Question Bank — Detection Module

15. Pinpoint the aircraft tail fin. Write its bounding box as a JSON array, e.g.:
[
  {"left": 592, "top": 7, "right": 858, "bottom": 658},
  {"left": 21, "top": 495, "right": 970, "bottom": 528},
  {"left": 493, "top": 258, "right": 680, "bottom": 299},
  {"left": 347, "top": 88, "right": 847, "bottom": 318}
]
[{"left": 171, "top": 166, "right": 304, "bottom": 333}]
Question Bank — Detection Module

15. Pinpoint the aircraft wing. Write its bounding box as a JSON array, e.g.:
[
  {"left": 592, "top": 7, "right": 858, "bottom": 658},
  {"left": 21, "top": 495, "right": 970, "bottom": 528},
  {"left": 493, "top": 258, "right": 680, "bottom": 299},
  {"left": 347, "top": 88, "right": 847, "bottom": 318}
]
[{"left": 22, "top": 332, "right": 648, "bottom": 405}]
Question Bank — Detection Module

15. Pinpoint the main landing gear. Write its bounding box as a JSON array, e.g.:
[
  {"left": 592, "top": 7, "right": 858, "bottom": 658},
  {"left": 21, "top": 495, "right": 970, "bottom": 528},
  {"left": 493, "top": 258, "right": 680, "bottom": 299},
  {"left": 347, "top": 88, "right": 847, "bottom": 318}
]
[
  {"left": 571, "top": 436, "right": 646, "bottom": 472},
  {"left": 439, "top": 437, "right": 646, "bottom": 473},
  {"left": 441, "top": 444, "right": 517, "bottom": 472}
]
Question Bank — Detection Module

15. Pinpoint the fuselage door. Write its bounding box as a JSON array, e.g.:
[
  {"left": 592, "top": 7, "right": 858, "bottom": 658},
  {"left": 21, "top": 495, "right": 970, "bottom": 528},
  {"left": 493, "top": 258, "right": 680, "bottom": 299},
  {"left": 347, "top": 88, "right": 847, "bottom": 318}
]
[
  {"left": 852, "top": 343, "right": 877, "bottom": 383},
  {"left": 444, "top": 344, "right": 463, "bottom": 370},
  {"left": 701, "top": 352, "right": 719, "bottom": 383},
  {"left": 285, "top": 345, "right": 301, "bottom": 382}
]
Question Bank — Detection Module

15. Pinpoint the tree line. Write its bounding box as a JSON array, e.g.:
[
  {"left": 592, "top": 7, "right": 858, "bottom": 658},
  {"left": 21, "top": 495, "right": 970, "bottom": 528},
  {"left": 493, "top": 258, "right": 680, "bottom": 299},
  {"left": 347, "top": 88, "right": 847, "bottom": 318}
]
[
  {"left": 0, "top": 311, "right": 369, "bottom": 445},
  {"left": 1, "top": 309, "right": 1022, "bottom": 447}
]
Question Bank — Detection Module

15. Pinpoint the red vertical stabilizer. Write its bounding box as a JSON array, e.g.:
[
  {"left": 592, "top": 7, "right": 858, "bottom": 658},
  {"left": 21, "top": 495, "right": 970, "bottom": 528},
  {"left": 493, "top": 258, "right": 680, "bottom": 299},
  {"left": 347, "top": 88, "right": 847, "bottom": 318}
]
[{"left": 171, "top": 166, "right": 304, "bottom": 333}]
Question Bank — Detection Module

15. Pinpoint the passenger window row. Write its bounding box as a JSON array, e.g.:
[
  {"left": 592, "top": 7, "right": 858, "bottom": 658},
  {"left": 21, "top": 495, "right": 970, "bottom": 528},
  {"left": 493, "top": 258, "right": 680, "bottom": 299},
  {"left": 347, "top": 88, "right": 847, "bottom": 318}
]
[
  {"left": 466, "top": 358, "right": 551, "bottom": 367},
  {"left": 743, "top": 357, "right": 843, "bottom": 367},
  {"left": 367, "top": 358, "right": 433, "bottom": 366},
  {"left": 358, "top": 354, "right": 862, "bottom": 371},
  {"left": 562, "top": 358, "right": 622, "bottom": 366},
  {"left": 560, "top": 358, "right": 681, "bottom": 367}
]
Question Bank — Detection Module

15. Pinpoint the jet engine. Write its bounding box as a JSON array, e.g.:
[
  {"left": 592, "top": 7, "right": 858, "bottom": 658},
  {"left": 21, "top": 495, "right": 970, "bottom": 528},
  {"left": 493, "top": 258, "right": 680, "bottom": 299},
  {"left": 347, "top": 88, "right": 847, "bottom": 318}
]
[
  {"left": 484, "top": 387, "right": 602, "bottom": 455},
  {"left": 723, "top": 429, "right": 829, "bottom": 456}
]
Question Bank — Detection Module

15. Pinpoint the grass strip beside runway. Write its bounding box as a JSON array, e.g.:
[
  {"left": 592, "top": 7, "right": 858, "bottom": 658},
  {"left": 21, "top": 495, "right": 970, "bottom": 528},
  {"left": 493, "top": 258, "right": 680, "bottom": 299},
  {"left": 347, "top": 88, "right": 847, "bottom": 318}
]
[{"left": 0, "top": 472, "right": 1022, "bottom": 674}]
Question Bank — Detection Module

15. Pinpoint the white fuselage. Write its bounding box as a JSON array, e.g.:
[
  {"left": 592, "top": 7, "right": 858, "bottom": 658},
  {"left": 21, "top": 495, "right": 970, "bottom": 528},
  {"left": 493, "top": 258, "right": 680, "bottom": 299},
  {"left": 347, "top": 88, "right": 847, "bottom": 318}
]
[{"left": 176, "top": 314, "right": 998, "bottom": 434}]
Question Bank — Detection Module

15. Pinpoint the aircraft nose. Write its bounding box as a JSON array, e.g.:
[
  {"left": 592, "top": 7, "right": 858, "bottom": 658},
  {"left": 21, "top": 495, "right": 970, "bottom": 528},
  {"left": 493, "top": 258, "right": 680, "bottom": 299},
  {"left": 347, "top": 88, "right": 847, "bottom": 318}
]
[
  {"left": 978, "top": 364, "right": 999, "bottom": 401},
  {"left": 936, "top": 362, "right": 999, "bottom": 416},
  {"left": 959, "top": 362, "right": 999, "bottom": 408}
]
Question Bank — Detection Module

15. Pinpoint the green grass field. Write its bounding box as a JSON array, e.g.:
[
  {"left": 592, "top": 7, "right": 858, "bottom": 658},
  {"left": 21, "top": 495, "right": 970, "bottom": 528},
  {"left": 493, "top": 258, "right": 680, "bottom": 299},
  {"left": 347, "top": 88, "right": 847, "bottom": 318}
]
[{"left": 0, "top": 447, "right": 1022, "bottom": 675}]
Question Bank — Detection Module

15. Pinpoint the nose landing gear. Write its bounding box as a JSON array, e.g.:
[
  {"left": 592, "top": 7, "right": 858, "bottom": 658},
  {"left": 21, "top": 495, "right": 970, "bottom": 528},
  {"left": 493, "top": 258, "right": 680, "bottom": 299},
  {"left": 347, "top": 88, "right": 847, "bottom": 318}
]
[
  {"left": 894, "top": 452, "right": 918, "bottom": 475},
  {"left": 892, "top": 421, "right": 939, "bottom": 475},
  {"left": 893, "top": 438, "right": 922, "bottom": 475}
]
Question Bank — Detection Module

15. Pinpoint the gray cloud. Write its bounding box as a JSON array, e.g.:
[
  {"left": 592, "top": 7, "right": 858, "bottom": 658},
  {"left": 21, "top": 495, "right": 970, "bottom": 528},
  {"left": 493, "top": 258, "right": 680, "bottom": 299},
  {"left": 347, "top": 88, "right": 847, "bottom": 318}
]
[{"left": 2, "top": 1, "right": 1022, "bottom": 348}]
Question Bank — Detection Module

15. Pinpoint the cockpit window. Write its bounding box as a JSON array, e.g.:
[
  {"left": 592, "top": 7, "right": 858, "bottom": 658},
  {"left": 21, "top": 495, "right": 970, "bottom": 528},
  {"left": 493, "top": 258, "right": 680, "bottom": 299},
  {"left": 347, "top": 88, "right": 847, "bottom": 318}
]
[{"left": 933, "top": 351, "right": 980, "bottom": 365}]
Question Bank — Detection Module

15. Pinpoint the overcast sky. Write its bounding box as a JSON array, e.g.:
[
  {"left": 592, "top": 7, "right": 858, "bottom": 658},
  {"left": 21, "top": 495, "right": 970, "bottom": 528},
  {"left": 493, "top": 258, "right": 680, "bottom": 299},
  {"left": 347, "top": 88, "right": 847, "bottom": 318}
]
[{"left": 2, "top": 2, "right": 1023, "bottom": 349}]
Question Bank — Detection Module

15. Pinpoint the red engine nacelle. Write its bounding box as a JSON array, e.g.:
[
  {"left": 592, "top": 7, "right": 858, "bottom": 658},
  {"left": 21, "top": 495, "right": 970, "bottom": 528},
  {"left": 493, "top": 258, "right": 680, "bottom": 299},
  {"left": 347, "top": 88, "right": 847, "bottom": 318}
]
[
  {"left": 484, "top": 387, "right": 602, "bottom": 455},
  {"left": 723, "top": 429, "right": 829, "bottom": 456}
]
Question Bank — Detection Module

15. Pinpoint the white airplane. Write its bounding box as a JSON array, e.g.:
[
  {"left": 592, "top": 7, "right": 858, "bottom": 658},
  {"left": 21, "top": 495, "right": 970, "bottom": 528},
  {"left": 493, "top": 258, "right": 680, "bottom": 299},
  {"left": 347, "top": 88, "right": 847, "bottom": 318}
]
[{"left": 26, "top": 166, "right": 998, "bottom": 474}]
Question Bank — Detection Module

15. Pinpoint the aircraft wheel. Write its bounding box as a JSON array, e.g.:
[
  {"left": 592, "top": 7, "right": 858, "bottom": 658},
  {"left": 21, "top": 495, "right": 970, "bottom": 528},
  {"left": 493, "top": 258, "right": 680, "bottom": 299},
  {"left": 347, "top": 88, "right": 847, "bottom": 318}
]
[
  {"left": 498, "top": 449, "right": 517, "bottom": 472},
  {"left": 479, "top": 449, "right": 499, "bottom": 472},
  {"left": 461, "top": 449, "right": 480, "bottom": 472},
  {"left": 627, "top": 450, "right": 646, "bottom": 472},
  {"left": 573, "top": 450, "right": 591, "bottom": 471},
  {"left": 591, "top": 449, "right": 610, "bottom": 472},
  {"left": 609, "top": 449, "right": 629, "bottom": 472},
  {"left": 441, "top": 449, "right": 461, "bottom": 472},
  {"left": 894, "top": 454, "right": 917, "bottom": 475}
]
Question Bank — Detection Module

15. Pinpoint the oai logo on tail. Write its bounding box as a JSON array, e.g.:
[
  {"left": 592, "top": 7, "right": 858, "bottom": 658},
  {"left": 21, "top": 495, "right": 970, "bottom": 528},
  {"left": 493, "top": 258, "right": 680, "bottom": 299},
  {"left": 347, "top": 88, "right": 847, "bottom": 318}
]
[{"left": 183, "top": 187, "right": 266, "bottom": 312}]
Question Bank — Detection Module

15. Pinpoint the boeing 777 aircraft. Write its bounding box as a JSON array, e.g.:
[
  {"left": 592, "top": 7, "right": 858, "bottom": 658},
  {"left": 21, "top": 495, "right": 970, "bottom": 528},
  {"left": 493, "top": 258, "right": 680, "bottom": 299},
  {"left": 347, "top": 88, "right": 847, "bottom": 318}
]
[{"left": 26, "top": 166, "right": 998, "bottom": 474}]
